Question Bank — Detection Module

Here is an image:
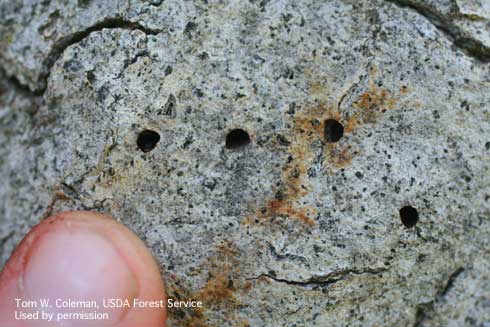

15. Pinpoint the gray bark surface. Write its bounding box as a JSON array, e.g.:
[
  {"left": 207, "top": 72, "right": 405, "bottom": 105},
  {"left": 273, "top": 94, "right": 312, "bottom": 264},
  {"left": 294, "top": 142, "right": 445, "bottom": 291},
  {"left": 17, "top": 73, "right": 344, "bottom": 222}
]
[{"left": 1, "top": 0, "right": 489, "bottom": 326}]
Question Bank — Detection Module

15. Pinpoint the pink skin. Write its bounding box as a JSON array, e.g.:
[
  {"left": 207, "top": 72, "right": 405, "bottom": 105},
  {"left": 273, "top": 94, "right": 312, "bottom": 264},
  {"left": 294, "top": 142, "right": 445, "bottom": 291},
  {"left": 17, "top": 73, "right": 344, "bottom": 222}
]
[{"left": 0, "top": 211, "right": 167, "bottom": 327}]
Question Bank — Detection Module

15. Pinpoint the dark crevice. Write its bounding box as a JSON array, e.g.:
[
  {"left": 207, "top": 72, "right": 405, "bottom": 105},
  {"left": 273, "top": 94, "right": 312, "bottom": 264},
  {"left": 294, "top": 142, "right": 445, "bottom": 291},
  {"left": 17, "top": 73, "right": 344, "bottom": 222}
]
[
  {"left": 247, "top": 266, "right": 388, "bottom": 288},
  {"left": 413, "top": 267, "right": 464, "bottom": 327},
  {"left": 0, "top": 231, "right": 14, "bottom": 249},
  {"left": 0, "top": 66, "right": 38, "bottom": 98},
  {"left": 148, "top": 0, "right": 165, "bottom": 7},
  {"left": 0, "top": 231, "right": 15, "bottom": 266},
  {"left": 439, "top": 267, "right": 464, "bottom": 298},
  {"left": 413, "top": 302, "right": 432, "bottom": 327},
  {"left": 114, "top": 50, "right": 150, "bottom": 79},
  {"left": 37, "top": 17, "right": 161, "bottom": 93},
  {"left": 60, "top": 182, "right": 82, "bottom": 201},
  {"left": 3, "top": 17, "right": 162, "bottom": 95},
  {"left": 386, "top": 0, "right": 490, "bottom": 63},
  {"left": 268, "top": 243, "right": 309, "bottom": 266},
  {"left": 128, "top": 50, "right": 150, "bottom": 66}
]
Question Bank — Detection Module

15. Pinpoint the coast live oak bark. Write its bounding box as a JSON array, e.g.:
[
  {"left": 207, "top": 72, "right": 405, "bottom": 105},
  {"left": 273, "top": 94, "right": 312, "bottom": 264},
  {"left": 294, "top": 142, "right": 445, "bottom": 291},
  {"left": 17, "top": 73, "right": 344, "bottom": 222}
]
[{"left": 1, "top": 0, "right": 490, "bottom": 326}]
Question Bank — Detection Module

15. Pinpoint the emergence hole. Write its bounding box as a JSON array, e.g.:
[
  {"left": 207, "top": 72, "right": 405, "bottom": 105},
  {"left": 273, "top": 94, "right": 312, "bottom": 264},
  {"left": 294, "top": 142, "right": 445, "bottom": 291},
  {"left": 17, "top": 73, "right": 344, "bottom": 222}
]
[
  {"left": 399, "top": 205, "right": 419, "bottom": 228},
  {"left": 225, "top": 129, "right": 251, "bottom": 149},
  {"left": 137, "top": 130, "right": 160, "bottom": 153},
  {"left": 324, "top": 119, "right": 344, "bottom": 143}
]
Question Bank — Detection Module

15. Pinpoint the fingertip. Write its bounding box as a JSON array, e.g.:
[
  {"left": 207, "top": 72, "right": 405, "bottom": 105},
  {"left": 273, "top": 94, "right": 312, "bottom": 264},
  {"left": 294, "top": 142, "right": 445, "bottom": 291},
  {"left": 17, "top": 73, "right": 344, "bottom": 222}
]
[{"left": 0, "top": 211, "right": 166, "bottom": 327}]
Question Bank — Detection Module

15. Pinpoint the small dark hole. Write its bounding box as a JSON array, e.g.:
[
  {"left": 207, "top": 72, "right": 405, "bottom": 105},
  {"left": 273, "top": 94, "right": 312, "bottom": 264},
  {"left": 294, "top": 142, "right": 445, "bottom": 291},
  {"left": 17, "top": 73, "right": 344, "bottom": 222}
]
[
  {"left": 225, "top": 129, "right": 251, "bottom": 149},
  {"left": 399, "top": 205, "right": 419, "bottom": 228},
  {"left": 137, "top": 130, "right": 160, "bottom": 153},
  {"left": 324, "top": 119, "right": 344, "bottom": 143}
]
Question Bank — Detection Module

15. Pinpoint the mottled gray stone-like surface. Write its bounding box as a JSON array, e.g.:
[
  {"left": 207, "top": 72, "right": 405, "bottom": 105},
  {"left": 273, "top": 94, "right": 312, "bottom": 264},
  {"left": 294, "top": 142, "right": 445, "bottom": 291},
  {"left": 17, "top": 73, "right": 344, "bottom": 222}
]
[{"left": 1, "top": 0, "right": 490, "bottom": 326}]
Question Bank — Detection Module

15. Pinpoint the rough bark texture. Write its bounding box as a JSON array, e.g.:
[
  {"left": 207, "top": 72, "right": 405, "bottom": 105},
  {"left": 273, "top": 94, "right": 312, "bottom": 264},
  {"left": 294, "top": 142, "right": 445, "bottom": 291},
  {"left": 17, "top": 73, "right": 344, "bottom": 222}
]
[{"left": 1, "top": 0, "right": 489, "bottom": 326}]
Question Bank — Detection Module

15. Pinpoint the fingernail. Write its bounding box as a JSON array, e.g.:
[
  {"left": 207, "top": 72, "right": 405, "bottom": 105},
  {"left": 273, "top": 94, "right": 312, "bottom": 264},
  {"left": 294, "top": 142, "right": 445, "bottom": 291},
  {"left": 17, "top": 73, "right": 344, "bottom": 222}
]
[
  {"left": 0, "top": 211, "right": 166, "bottom": 327},
  {"left": 22, "top": 220, "right": 137, "bottom": 325}
]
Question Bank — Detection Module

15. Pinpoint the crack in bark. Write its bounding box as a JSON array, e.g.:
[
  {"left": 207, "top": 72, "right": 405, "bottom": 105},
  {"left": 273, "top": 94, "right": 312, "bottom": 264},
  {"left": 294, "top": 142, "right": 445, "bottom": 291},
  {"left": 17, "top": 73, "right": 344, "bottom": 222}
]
[
  {"left": 386, "top": 0, "right": 490, "bottom": 63},
  {"left": 0, "top": 67, "right": 37, "bottom": 98},
  {"left": 439, "top": 267, "right": 464, "bottom": 298},
  {"left": 247, "top": 266, "right": 388, "bottom": 289},
  {"left": 413, "top": 267, "right": 465, "bottom": 327},
  {"left": 37, "top": 17, "right": 161, "bottom": 94},
  {"left": 0, "top": 231, "right": 15, "bottom": 266},
  {"left": 2, "top": 17, "right": 162, "bottom": 96},
  {"left": 0, "top": 231, "right": 14, "bottom": 249}
]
